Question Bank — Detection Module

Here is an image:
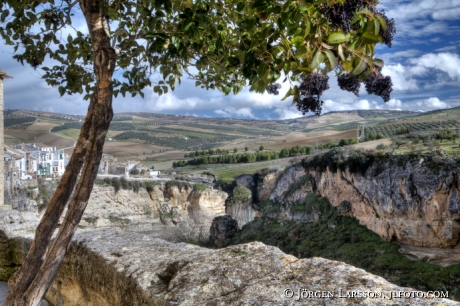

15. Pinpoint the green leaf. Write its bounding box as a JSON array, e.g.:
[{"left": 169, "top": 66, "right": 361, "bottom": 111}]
[
  {"left": 257, "top": 63, "right": 268, "bottom": 79},
  {"left": 139, "top": 7, "right": 151, "bottom": 17},
  {"left": 328, "top": 32, "right": 348, "bottom": 44},
  {"left": 291, "top": 36, "right": 304, "bottom": 47},
  {"left": 338, "top": 44, "right": 345, "bottom": 61},
  {"left": 223, "top": 86, "right": 232, "bottom": 95},
  {"left": 362, "top": 32, "right": 381, "bottom": 43},
  {"left": 311, "top": 50, "right": 324, "bottom": 69},
  {"left": 373, "top": 58, "right": 384, "bottom": 68},
  {"left": 296, "top": 46, "right": 307, "bottom": 57},
  {"left": 350, "top": 58, "right": 367, "bottom": 76},
  {"left": 171, "top": 36, "right": 180, "bottom": 49},
  {"left": 58, "top": 86, "right": 65, "bottom": 97},
  {"left": 281, "top": 87, "right": 293, "bottom": 101},
  {"left": 1, "top": 10, "right": 9, "bottom": 22},
  {"left": 358, "top": 70, "right": 372, "bottom": 82},
  {"left": 324, "top": 50, "right": 338, "bottom": 69},
  {"left": 376, "top": 14, "right": 388, "bottom": 30},
  {"left": 236, "top": 2, "right": 245, "bottom": 12},
  {"left": 374, "top": 18, "right": 380, "bottom": 36},
  {"left": 252, "top": 0, "right": 267, "bottom": 10},
  {"left": 304, "top": 22, "right": 311, "bottom": 37}
]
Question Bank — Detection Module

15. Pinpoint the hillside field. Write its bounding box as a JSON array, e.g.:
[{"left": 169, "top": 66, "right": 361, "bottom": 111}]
[{"left": 5, "top": 107, "right": 460, "bottom": 178}]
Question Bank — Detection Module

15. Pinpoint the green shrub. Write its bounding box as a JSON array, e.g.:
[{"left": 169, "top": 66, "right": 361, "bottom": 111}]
[
  {"left": 193, "top": 183, "right": 208, "bottom": 192},
  {"left": 376, "top": 143, "right": 387, "bottom": 150},
  {"left": 120, "top": 177, "right": 128, "bottom": 189},
  {"left": 232, "top": 184, "right": 252, "bottom": 203},
  {"left": 111, "top": 177, "right": 121, "bottom": 193}
]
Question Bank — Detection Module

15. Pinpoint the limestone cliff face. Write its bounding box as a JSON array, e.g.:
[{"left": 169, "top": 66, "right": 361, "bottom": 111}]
[
  {"left": 312, "top": 161, "right": 460, "bottom": 248},
  {"left": 78, "top": 183, "right": 227, "bottom": 235},
  {"left": 257, "top": 157, "right": 460, "bottom": 250},
  {"left": 1, "top": 223, "right": 457, "bottom": 306}
]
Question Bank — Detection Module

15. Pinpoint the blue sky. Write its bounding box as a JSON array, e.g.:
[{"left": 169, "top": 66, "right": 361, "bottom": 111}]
[{"left": 1, "top": 0, "right": 459, "bottom": 119}]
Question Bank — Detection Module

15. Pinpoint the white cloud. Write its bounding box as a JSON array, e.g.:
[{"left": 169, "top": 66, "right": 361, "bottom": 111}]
[
  {"left": 382, "top": 0, "right": 460, "bottom": 40},
  {"left": 379, "top": 49, "right": 422, "bottom": 64},
  {"left": 382, "top": 64, "right": 419, "bottom": 91},
  {"left": 274, "top": 106, "right": 303, "bottom": 120},
  {"left": 214, "top": 107, "right": 257, "bottom": 119},
  {"left": 385, "top": 99, "right": 403, "bottom": 109},
  {"left": 411, "top": 52, "right": 460, "bottom": 80},
  {"left": 379, "top": 52, "right": 460, "bottom": 93},
  {"left": 434, "top": 46, "right": 458, "bottom": 52},
  {"left": 432, "top": 7, "right": 460, "bottom": 20},
  {"left": 415, "top": 97, "right": 450, "bottom": 111}
]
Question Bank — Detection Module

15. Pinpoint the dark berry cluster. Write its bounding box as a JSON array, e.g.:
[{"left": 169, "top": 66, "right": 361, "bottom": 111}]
[
  {"left": 320, "top": 0, "right": 367, "bottom": 33},
  {"left": 295, "top": 73, "right": 330, "bottom": 116},
  {"left": 377, "top": 10, "right": 396, "bottom": 47},
  {"left": 266, "top": 83, "right": 282, "bottom": 95},
  {"left": 363, "top": 72, "right": 393, "bottom": 102},
  {"left": 337, "top": 73, "right": 360, "bottom": 96}
]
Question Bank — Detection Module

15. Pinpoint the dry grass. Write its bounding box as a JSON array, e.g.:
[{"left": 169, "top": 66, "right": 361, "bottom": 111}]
[
  {"left": 5, "top": 122, "right": 74, "bottom": 147},
  {"left": 301, "top": 111, "right": 364, "bottom": 128},
  {"left": 350, "top": 139, "right": 392, "bottom": 151},
  {"left": 262, "top": 130, "right": 357, "bottom": 150},
  {"left": 102, "top": 141, "right": 169, "bottom": 155}
]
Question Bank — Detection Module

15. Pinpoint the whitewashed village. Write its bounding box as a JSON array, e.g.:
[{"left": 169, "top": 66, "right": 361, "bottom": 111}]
[{"left": 2, "top": 143, "right": 161, "bottom": 202}]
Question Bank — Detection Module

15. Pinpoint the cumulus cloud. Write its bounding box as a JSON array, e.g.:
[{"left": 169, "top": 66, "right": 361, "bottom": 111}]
[
  {"left": 380, "top": 52, "right": 460, "bottom": 94},
  {"left": 382, "top": 64, "right": 419, "bottom": 91},
  {"left": 410, "top": 52, "right": 460, "bottom": 80},
  {"left": 273, "top": 106, "right": 303, "bottom": 120},
  {"left": 214, "top": 107, "right": 257, "bottom": 119},
  {"left": 415, "top": 97, "right": 450, "bottom": 111}
]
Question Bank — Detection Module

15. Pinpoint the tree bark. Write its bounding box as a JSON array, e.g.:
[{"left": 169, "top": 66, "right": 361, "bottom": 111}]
[{"left": 4, "top": 1, "right": 115, "bottom": 305}]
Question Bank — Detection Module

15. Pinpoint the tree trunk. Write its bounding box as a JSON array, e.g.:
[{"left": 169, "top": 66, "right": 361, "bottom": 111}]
[{"left": 4, "top": 1, "right": 115, "bottom": 305}]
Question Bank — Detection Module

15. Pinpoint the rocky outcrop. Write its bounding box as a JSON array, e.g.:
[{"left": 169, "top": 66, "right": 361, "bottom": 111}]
[
  {"left": 0, "top": 210, "right": 38, "bottom": 281},
  {"left": 256, "top": 153, "right": 460, "bottom": 251},
  {"left": 1, "top": 224, "right": 457, "bottom": 306},
  {"left": 226, "top": 183, "right": 255, "bottom": 226},
  {"left": 256, "top": 170, "right": 281, "bottom": 202},
  {"left": 77, "top": 182, "right": 227, "bottom": 238},
  {"left": 209, "top": 215, "right": 238, "bottom": 247}
]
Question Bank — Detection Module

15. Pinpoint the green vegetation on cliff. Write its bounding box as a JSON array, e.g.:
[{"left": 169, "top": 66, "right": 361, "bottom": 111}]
[{"left": 227, "top": 193, "right": 460, "bottom": 301}]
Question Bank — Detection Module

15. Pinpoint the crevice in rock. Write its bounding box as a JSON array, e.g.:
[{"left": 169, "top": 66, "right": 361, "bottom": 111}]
[{"left": 156, "top": 260, "right": 189, "bottom": 288}]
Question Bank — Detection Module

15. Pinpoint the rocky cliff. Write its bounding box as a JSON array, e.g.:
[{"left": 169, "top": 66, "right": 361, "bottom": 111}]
[
  {"left": 0, "top": 216, "right": 457, "bottom": 306},
  {"left": 75, "top": 182, "right": 227, "bottom": 240},
  {"left": 242, "top": 150, "right": 460, "bottom": 258}
]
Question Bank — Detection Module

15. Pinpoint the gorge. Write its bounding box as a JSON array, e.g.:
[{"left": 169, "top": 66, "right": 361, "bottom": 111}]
[{"left": 2, "top": 150, "right": 460, "bottom": 304}]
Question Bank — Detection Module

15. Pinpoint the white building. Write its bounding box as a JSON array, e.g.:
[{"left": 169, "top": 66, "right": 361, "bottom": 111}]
[
  {"left": 4, "top": 145, "right": 28, "bottom": 180},
  {"left": 149, "top": 170, "right": 161, "bottom": 177},
  {"left": 31, "top": 148, "right": 69, "bottom": 177}
]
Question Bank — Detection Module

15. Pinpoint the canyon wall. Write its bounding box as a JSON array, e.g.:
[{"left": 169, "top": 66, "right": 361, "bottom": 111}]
[
  {"left": 76, "top": 182, "right": 227, "bottom": 239},
  {"left": 250, "top": 153, "right": 460, "bottom": 252}
]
